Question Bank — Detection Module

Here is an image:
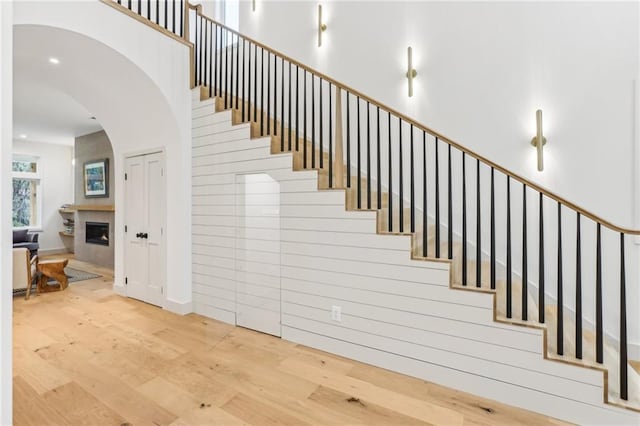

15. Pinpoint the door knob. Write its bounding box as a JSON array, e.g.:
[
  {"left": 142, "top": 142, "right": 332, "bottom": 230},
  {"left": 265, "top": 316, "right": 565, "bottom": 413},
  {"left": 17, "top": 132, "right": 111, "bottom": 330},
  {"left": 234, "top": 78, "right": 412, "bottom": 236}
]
[
  {"left": 142, "top": 233, "right": 149, "bottom": 239},
  {"left": 136, "top": 232, "right": 142, "bottom": 238}
]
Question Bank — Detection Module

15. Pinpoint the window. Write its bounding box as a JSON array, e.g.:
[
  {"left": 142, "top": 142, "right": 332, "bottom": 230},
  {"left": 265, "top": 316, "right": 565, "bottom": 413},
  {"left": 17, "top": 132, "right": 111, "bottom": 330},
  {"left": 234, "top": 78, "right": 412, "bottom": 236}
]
[{"left": 12, "top": 155, "right": 42, "bottom": 229}]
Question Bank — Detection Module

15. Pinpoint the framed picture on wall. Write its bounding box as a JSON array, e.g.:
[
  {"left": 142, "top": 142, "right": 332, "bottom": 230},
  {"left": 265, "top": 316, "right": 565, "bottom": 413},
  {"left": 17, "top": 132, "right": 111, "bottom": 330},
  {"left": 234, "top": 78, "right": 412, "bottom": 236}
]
[{"left": 84, "top": 158, "right": 109, "bottom": 198}]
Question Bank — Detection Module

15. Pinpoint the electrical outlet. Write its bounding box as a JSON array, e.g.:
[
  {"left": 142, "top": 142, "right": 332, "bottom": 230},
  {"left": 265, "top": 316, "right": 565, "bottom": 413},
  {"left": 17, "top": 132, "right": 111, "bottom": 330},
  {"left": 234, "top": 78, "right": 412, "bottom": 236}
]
[{"left": 331, "top": 305, "right": 342, "bottom": 322}]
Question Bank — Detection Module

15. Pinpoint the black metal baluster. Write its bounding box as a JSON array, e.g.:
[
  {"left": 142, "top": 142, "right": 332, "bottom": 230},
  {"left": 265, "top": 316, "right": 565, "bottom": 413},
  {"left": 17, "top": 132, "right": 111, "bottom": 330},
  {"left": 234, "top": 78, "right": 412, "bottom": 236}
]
[
  {"left": 195, "top": 16, "right": 200, "bottom": 84},
  {"left": 423, "top": 131, "right": 428, "bottom": 257},
  {"left": 303, "top": 70, "right": 307, "bottom": 168},
  {"left": 522, "top": 183, "right": 528, "bottom": 321},
  {"left": 539, "top": 193, "right": 545, "bottom": 323},
  {"left": 225, "top": 30, "right": 229, "bottom": 108},
  {"left": 376, "top": 107, "right": 381, "bottom": 209},
  {"left": 557, "top": 202, "right": 563, "bottom": 356},
  {"left": 148, "top": 0, "right": 151, "bottom": 21},
  {"left": 280, "top": 59, "right": 285, "bottom": 149},
  {"left": 435, "top": 138, "right": 440, "bottom": 257},
  {"left": 127, "top": 0, "right": 131, "bottom": 10},
  {"left": 172, "top": 0, "right": 175, "bottom": 33},
  {"left": 318, "top": 78, "right": 323, "bottom": 168},
  {"left": 213, "top": 25, "right": 218, "bottom": 97},
  {"left": 311, "top": 76, "right": 315, "bottom": 168},
  {"left": 399, "top": 119, "right": 404, "bottom": 233},
  {"left": 218, "top": 26, "right": 223, "bottom": 97},
  {"left": 410, "top": 125, "right": 415, "bottom": 232},
  {"left": 447, "top": 144, "right": 452, "bottom": 259},
  {"left": 260, "top": 48, "right": 264, "bottom": 134},
  {"left": 575, "top": 212, "right": 582, "bottom": 359},
  {"left": 357, "top": 97, "right": 361, "bottom": 208},
  {"left": 180, "top": 0, "right": 183, "bottom": 37},
  {"left": 253, "top": 44, "right": 257, "bottom": 122},
  {"left": 164, "top": 0, "right": 167, "bottom": 29},
  {"left": 388, "top": 112, "right": 393, "bottom": 232},
  {"left": 596, "top": 222, "right": 602, "bottom": 363},
  {"left": 241, "top": 39, "right": 246, "bottom": 122},
  {"left": 490, "top": 167, "right": 495, "bottom": 289},
  {"left": 462, "top": 152, "right": 467, "bottom": 286},
  {"left": 137, "top": 0, "right": 140, "bottom": 15},
  {"left": 155, "top": 0, "right": 159, "bottom": 25},
  {"left": 475, "top": 159, "right": 480, "bottom": 285},
  {"left": 266, "top": 54, "right": 271, "bottom": 135},
  {"left": 235, "top": 35, "right": 239, "bottom": 110},
  {"left": 273, "top": 56, "right": 277, "bottom": 136},
  {"left": 295, "top": 66, "right": 299, "bottom": 151},
  {"left": 346, "top": 93, "right": 350, "bottom": 185},
  {"left": 329, "top": 83, "right": 333, "bottom": 187},
  {"left": 620, "top": 233, "right": 628, "bottom": 400},
  {"left": 289, "top": 63, "right": 293, "bottom": 152},
  {"left": 506, "top": 176, "right": 512, "bottom": 318},
  {"left": 367, "top": 103, "right": 372, "bottom": 209},
  {"left": 204, "top": 21, "right": 208, "bottom": 95},
  {"left": 230, "top": 34, "right": 235, "bottom": 107}
]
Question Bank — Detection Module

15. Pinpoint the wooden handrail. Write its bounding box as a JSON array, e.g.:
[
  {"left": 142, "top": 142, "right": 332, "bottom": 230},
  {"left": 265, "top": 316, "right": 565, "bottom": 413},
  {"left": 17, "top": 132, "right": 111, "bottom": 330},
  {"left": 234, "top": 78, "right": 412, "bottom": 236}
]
[{"left": 195, "top": 2, "right": 640, "bottom": 235}]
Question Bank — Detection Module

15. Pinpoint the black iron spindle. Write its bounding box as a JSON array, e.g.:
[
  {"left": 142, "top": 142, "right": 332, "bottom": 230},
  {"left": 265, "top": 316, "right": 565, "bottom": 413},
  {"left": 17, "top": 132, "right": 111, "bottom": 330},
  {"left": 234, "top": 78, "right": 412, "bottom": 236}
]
[
  {"left": 260, "top": 48, "right": 264, "bottom": 134},
  {"left": 242, "top": 39, "right": 246, "bottom": 122},
  {"left": 522, "top": 183, "right": 528, "bottom": 321},
  {"left": 303, "top": 71, "right": 307, "bottom": 168},
  {"left": 367, "top": 103, "right": 372, "bottom": 209},
  {"left": 575, "top": 212, "right": 582, "bottom": 359},
  {"left": 539, "top": 193, "right": 545, "bottom": 323},
  {"left": 462, "top": 152, "right": 467, "bottom": 285},
  {"left": 164, "top": 0, "right": 167, "bottom": 29},
  {"left": 218, "top": 25, "right": 223, "bottom": 96},
  {"left": 253, "top": 44, "right": 257, "bottom": 122},
  {"left": 280, "top": 59, "right": 285, "bottom": 149},
  {"left": 295, "top": 66, "right": 299, "bottom": 151},
  {"left": 137, "top": 0, "right": 140, "bottom": 15},
  {"left": 422, "top": 131, "right": 428, "bottom": 258},
  {"left": 180, "top": 0, "right": 183, "bottom": 37},
  {"left": 318, "top": 77, "right": 322, "bottom": 168},
  {"left": 225, "top": 30, "right": 229, "bottom": 108},
  {"left": 410, "top": 125, "right": 415, "bottom": 232},
  {"left": 283, "top": 62, "right": 293, "bottom": 151},
  {"left": 213, "top": 25, "right": 218, "bottom": 97},
  {"left": 357, "top": 97, "right": 361, "bottom": 208},
  {"left": 235, "top": 34, "right": 239, "bottom": 110},
  {"left": 399, "top": 119, "right": 404, "bottom": 233},
  {"left": 490, "top": 167, "right": 495, "bottom": 289},
  {"left": 267, "top": 54, "right": 271, "bottom": 135},
  {"left": 329, "top": 83, "right": 333, "bottom": 187},
  {"left": 156, "top": 0, "right": 159, "bottom": 25},
  {"left": 172, "top": 0, "right": 175, "bottom": 33},
  {"left": 388, "top": 112, "right": 393, "bottom": 232},
  {"left": 346, "top": 93, "right": 351, "bottom": 188},
  {"left": 269, "top": 53, "right": 278, "bottom": 136},
  {"left": 204, "top": 21, "right": 208, "bottom": 96},
  {"left": 620, "top": 233, "right": 628, "bottom": 400},
  {"left": 311, "top": 76, "right": 315, "bottom": 168},
  {"left": 376, "top": 107, "right": 381, "bottom": 209},
  {"left": 506, "top": 176, "right": 512, "bottom": 318},
  {"left": 475, "top": 160, "right": 480, "bottom": 286},
  {"left": 557, "top": 202, "right": 563, "bottom": 356},
  {"left": 596, "top": 222, "right": 602, "bottom": 363},
  {"left": 447, "top": 144, "right": 452, "bottom": 259},
  {"left": 435, "top": 138, "right": 440, "bottom": 257}
]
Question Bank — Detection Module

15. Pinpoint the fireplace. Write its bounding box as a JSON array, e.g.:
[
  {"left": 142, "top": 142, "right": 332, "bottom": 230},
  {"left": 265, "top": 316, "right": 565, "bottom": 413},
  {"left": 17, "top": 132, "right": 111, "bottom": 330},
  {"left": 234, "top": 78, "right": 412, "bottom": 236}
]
[{"left": 86, "top": 221, "right": 109, "bottom": 246}]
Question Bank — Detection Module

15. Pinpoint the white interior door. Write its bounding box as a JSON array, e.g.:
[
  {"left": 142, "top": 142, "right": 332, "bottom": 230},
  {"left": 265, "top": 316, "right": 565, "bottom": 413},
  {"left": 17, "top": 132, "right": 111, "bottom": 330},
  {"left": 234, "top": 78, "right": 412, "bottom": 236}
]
[
  {"left": 235, "top": 174, "right": 281, "bottom": 337},
  {"left": 124, "top": 152, "right": 165, "bottom": 306}
]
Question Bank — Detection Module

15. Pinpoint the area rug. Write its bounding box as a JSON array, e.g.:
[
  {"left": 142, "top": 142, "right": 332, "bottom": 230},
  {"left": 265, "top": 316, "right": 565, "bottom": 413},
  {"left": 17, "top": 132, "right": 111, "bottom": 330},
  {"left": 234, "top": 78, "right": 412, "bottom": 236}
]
[{"left": 13, "top": 267, "right": 102, "bottom": 296}]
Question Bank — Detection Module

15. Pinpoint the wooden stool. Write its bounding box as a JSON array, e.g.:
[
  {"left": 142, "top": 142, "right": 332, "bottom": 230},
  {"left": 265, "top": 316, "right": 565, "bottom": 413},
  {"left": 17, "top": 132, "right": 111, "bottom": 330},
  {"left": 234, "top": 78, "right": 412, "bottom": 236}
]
[{"left": 28, "top": 259, "right": 69, "bottom": 299}]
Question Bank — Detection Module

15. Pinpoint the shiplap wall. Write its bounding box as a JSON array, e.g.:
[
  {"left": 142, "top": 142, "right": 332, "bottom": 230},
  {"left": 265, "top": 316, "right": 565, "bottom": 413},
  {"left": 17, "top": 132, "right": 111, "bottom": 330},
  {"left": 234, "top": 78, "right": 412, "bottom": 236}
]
[{"left": 190, "top": 91, "right": 639, "bottom": 425}]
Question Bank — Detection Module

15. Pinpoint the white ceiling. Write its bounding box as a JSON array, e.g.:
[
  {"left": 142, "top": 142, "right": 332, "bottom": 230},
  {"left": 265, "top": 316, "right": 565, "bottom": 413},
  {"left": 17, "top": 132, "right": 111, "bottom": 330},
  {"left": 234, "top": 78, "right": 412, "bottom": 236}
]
[{"left": 13, "top": 33, "right": 103, "bottom": 146}]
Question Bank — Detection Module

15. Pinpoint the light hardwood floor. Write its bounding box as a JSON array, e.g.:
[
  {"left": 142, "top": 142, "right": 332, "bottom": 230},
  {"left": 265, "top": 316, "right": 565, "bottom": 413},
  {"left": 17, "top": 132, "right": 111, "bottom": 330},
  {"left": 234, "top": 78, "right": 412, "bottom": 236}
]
[{"left": 13, "top": 256, "right": 569, "bottom": 425}]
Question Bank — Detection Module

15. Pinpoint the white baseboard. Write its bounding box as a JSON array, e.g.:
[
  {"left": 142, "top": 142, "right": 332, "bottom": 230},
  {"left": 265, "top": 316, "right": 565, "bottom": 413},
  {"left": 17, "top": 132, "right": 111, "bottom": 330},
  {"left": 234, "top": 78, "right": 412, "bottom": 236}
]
[
  {"left": 38, "top": 248, "right": 70, "bottom": 256},
  {"left": 112, "top": 284, "right": 126, "bottom": 297},
  {"left": 164, "top": 298, "right": 193, "bottom": 315}
]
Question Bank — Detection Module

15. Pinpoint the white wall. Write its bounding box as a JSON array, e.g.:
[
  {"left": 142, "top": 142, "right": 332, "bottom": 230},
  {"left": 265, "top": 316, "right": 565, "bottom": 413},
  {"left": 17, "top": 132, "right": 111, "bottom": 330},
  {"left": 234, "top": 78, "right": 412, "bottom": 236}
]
[
  {"left": 190, "top": 100, "right": 639, "bottom": 425},
  {"left": 239, "top": 1, "right": 639, "bottom": 228},
  {"left": 14, "top": 1, "right": 193, "bottom": 312},
  {"left": 0, "top": 2, "right": 12, "bottom": 424},
  {"left": 12, "top": 139, "right": 73, "bottom": 254}
]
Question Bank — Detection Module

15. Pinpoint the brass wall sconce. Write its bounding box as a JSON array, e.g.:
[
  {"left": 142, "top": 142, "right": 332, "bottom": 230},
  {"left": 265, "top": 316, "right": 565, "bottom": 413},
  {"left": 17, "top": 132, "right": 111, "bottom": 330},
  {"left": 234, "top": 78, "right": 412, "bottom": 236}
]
[
  {"left": 252, "top": 0, "right": 255, "bottom": 12},
  {"left": 530, "top": 109, "right": 547, "bottom": 171},
  {"left": 318, "top": 4, "right": 327, "bottom": 47},
  {"left": 406, "top": 46, "right": 417, "bottom": 97}
]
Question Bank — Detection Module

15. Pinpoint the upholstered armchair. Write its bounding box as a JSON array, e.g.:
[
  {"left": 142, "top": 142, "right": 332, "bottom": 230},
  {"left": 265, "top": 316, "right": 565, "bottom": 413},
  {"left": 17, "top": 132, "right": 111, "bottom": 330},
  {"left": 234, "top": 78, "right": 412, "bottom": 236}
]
[
  {"left": 13, "top": 229, "right": 39, "bottom": 259},
  {"left": 12, "top": 248, "right": 39, "bottom": 299}
]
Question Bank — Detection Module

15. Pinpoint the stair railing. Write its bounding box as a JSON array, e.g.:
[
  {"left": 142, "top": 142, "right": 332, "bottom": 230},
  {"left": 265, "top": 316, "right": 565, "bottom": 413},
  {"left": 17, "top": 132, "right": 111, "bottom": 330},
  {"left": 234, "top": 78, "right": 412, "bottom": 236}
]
[{"left": 107, "top": 0, "right": 635, "bottom": 404}]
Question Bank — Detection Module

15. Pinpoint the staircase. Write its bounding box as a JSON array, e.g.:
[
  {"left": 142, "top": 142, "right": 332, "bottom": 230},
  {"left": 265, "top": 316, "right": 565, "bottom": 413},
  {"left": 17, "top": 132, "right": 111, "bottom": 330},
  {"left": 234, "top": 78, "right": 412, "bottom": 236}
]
[{"left": 108, "top": 0, "right": 639, "bottom": 421}]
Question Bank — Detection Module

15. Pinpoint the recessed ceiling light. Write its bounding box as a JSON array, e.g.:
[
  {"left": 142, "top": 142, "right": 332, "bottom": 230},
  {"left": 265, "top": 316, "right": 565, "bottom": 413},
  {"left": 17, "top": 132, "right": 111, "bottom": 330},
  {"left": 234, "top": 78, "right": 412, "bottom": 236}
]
[
  {"left": 19, "top": 134, "right": 27, "bottom": 139},
  {"left": 49, "top": 57, "right": 60, "bottom": 65}
]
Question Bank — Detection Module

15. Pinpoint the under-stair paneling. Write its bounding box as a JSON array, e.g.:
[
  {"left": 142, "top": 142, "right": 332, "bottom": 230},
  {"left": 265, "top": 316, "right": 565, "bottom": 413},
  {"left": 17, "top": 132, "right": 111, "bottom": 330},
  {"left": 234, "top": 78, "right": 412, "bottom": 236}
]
[{"left": 191, "top": 95, "right": 638, "bottom": 425}]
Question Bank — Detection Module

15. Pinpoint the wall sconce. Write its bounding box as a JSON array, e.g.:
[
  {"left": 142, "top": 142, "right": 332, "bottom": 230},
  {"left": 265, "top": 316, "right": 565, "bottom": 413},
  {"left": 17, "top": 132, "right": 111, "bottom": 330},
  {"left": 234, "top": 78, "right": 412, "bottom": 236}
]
[
  {"left": 530, "top": 109, "right": 547, "bottom": 171},
  {"left": 406, "top": 46, "right": 418, "bottom": 97},
  {"left": 252, "top": 0, "right": 255, "bottom": 12},
  {"left": 318, "top": 4, "right": 327, "bottom": 47}
]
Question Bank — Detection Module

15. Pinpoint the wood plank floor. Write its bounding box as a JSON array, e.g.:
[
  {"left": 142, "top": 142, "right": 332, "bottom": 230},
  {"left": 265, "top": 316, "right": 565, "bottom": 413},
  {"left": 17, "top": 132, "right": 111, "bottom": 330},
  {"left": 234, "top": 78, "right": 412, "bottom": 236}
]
[{"left": 13, "top": 256, "right": 569, "bottom": 425}]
